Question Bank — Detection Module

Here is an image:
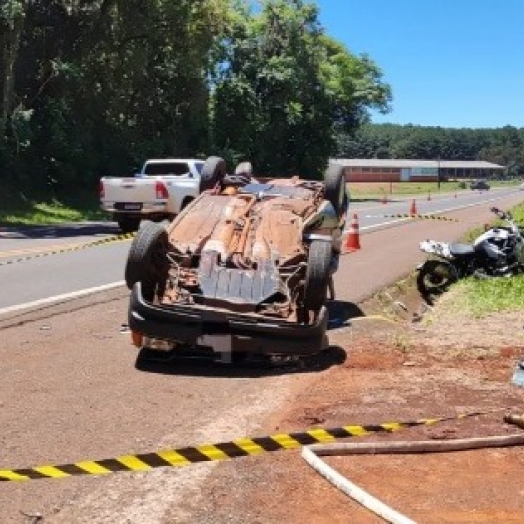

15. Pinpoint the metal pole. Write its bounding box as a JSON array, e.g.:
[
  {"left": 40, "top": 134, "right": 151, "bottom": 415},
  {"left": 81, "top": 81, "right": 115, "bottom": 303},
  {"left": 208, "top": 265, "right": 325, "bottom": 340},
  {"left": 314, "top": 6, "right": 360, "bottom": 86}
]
[{"left": 437, "top": 156, "right": 441, "bottom": 190}]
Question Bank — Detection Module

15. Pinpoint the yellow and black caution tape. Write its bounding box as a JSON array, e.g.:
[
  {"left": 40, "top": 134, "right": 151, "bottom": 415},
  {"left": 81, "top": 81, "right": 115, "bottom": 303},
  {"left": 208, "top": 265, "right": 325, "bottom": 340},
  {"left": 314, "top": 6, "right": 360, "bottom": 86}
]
[
  {"left": 366, "top": 213, "right": 461, "bottom": 223},
  {"left": 0, "top": 232, "right": 135, "bottom": 267},
  {"left": 0, "top": 410, "right": 491, "bottom": 481}
]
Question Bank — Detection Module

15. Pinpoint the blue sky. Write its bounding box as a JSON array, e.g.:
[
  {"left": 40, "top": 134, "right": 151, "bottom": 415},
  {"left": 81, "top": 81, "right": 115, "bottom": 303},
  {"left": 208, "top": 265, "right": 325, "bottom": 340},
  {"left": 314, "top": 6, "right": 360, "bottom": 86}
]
[{"left": 317, "top": 0, "right": 524, "bottom": 129}]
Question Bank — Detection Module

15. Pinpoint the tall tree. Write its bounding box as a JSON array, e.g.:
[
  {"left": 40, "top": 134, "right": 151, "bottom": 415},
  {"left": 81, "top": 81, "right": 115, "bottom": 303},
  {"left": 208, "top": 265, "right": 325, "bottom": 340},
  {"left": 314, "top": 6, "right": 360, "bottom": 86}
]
[
  {"left": 211, "top": 0, "right": 391, "bottom": 177},
  {"left": 1, "top": 0, "right": 229, "bottom": 192},
  {"left": 0, "top": 0, "right": 25, "bottom": 133}
]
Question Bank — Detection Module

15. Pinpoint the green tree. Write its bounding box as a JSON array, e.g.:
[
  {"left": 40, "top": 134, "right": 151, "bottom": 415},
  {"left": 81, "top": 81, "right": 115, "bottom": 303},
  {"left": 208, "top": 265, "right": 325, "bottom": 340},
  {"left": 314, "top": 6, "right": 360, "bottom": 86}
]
[
  {"left": 1, "top": 0, "right": 229, "bottom": 193},
  {"left": 211, "top": 0, "right": 391, "bottom": 178},
  {"left": 0, "top": 0, "right": 25, "bottom": 133}
]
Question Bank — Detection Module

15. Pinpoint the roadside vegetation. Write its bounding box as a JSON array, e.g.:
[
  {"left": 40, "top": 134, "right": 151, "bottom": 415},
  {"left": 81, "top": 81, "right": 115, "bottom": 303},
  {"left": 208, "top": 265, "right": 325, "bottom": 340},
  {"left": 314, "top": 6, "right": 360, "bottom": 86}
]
[
  {"left": 0, "top": 189, "right": 105, "bottom": 225},
  {"left": 349, "top": 179, "right": 520, "bottom": 200},
  {"left": 337, "top": 123, "right": 524, "bottom": 176},
  {"left": 450, "top": 275, "right": 524, "bottom": 318}
]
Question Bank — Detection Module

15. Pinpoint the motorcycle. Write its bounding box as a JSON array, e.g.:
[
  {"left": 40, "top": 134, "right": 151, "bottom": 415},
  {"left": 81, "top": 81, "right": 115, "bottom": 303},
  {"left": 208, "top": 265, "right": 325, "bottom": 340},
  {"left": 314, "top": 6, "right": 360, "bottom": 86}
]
[{"left": 416, "top": 207, "right": 524, "bottom": 301}]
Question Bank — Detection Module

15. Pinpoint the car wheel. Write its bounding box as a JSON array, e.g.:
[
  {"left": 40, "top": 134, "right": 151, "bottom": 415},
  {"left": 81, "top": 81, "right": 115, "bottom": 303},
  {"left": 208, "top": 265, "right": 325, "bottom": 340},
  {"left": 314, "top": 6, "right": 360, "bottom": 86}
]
[
  {"left": 117, "top": 217, "right": 141, "bottom": 234},
  {"left": 181, "top": 196, "right": 194, "bottom": 210},
  {"left": 324, "top": 164, "right": 348, "bottom": 218},
  {"left": 200, "top": 156, "right": 227, "bottom": 192},
  {"left": 234, "top": 161, "right": 253, "bottom": 176},
  {"left": 303, "top": 240, "right": 332, "bottom": 312},
  {"left": 124, "top": 221, "right": 168, "bottom": 300},
  {"left": 416, "top": 260, "right": 457, "bottom": 298}
]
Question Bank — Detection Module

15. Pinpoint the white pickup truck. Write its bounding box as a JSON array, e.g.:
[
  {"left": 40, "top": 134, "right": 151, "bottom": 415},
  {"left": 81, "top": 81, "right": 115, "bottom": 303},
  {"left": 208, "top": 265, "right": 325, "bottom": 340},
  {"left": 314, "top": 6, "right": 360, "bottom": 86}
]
[{"left": 100, "top": 157, "right": 225, "bottom": 233}]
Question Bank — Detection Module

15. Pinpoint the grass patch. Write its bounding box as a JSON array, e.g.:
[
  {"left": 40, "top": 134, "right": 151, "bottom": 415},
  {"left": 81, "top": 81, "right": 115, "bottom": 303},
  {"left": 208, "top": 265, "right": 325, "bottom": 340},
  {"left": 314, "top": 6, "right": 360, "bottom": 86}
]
[
  {"left": 0, "top": 191, "right": 106, "bottom": 226},
  {"left": 442, "top": 202, "right": 524, "bottom": 317},
  {"left": 349, "top": 180, "right": 520, "bottom": 200},
  {"left": 449, "top": 276, "right": 524, "bottom": 318}
]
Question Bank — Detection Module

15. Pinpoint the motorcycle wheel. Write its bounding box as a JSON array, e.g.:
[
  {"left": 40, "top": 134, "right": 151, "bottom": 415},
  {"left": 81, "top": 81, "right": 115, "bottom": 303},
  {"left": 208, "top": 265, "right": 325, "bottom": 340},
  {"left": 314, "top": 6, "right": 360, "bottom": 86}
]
[{"left": 417, "top": 260, "right": 458, "bottom": 299}]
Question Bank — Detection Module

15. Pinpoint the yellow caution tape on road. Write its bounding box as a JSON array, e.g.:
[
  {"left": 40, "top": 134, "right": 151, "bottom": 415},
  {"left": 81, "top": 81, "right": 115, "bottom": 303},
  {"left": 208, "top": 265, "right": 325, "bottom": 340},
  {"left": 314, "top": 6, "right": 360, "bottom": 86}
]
[
  {"left": 366, "top": 214, "right": 461, "bottom": 223},
  {"left": 0, "top": 410, "right": 492, "bottom": 481},
  {"left": 0, "top": 232, "right": 135, "bottom": 267}
]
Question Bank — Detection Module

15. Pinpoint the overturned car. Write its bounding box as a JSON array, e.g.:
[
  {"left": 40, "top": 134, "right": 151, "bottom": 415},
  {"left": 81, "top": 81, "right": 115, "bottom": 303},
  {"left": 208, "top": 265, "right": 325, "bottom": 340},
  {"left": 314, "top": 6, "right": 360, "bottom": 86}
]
[{"left": 126, "top": 156, "right": 349, "bottom": 361}]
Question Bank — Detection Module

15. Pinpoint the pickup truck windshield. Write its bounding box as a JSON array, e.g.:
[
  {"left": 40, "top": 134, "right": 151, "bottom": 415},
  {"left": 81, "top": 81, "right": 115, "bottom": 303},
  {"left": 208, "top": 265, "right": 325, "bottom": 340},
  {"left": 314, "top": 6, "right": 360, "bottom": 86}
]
[{"left": 143, "top": 162, "right": 190, "bottom": 176}]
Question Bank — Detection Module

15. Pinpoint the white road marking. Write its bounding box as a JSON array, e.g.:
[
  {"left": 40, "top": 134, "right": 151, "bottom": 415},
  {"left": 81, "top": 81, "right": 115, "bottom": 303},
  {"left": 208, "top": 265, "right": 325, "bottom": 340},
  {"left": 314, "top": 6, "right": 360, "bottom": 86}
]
[
  {"left": 0, "top": 281, "right": 126, "bottom": 316},
  {"left": 344, "top": 192, "right": 514, "bottom": 233}
]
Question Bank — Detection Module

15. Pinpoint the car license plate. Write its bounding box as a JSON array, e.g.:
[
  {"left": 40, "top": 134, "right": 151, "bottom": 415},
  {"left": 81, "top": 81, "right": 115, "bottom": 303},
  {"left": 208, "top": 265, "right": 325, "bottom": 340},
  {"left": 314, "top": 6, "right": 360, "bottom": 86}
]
[
  {"left": 197, "top": 334, "right": 232, "bottom": 352},
  {"left": 116, "top": 202, "right": 142, "bottom": 211}
]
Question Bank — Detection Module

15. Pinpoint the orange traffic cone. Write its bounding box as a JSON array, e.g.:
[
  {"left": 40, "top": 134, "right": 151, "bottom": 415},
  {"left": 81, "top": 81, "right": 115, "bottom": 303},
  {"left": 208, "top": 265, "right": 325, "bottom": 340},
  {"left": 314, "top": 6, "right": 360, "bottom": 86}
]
[
  {"left": 345, "top": 213, "right": 361, "bottom": 252},
  {"left": 410, "top": 199, "right": 418, "bottom": 216},
  {"left": 131, "top": 331, "right": 143, "bottom": 347}
]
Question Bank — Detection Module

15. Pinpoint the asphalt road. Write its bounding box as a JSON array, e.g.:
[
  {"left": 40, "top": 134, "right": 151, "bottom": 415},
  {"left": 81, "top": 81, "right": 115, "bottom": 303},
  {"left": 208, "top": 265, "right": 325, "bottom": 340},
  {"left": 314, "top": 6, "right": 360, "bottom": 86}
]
[
  {"left": 350, "top": 187, "right": 520, "bottom": 232},
  {"left": 0, "top": 189, "right": 523, "bottom": 522}
]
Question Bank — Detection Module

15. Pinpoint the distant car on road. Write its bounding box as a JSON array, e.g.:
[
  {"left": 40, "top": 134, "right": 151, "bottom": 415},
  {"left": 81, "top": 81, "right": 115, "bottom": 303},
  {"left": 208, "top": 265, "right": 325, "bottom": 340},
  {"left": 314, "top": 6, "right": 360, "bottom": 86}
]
[{"left": 470, "top": 179, "right": 490, "bottom": 190}]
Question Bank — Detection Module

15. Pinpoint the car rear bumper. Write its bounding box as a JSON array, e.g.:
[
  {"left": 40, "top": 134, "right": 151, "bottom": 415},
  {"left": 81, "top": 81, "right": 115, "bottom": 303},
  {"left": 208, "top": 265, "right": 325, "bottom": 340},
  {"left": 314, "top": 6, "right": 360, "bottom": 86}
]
[
  {"left": 101, "top": 202, "right": 169, "bottom": 215},
  {"left": 128, "top": 283, "right": 328, "bottom": 356}
]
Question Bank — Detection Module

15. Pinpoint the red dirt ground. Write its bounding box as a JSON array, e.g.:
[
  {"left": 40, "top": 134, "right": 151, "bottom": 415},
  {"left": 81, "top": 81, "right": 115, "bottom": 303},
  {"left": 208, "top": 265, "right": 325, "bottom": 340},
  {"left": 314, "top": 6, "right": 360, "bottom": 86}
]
[{"left": 191, "top": 286, "right": 524, "bottom": 523}]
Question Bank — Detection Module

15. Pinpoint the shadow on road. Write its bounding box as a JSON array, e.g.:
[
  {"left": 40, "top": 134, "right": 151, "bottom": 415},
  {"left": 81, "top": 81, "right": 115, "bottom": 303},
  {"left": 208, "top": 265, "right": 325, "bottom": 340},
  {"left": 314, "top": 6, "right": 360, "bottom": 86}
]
[
  {"left": 132, "top": 299, "right": 374, "bottom": 377},
  {"left": 135, "top": 344, "right": 347, "bottom": 378},
  {"left": 0, "top": 222, "right": 120, "bottom": 240},
  {"left": 327, "top": 299, "right": 364, "bottom": 329}
]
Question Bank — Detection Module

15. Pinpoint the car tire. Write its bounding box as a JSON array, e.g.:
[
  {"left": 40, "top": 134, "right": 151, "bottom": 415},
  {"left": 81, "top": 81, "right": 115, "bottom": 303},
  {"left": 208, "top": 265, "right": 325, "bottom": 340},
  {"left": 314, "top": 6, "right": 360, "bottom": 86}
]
[
  {"left": 124, "top": 221, "right": 168, "bottom": 300},
  {"left": 117, "top": 217, "right": 141, "bottom": 234},
  {"left": 303, "top": 240, "right": 332, "bottom": 312},
  {"left": 234, "top": 161, "right": 253, "bottom": 177},
  {"left": 200, "top": 156, "right": 227, "bottom": 192},
  {"left": 181, "top": 196, "right": 194, "bottom": 210},
  {"left": 324, "top": 164, "right": 348, "bottom": 218}
]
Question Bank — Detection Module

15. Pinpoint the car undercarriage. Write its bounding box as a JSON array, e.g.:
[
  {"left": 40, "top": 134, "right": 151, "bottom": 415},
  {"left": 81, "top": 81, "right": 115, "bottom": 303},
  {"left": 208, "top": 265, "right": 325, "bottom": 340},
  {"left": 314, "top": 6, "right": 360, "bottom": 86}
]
[{"left": 126, "top": 157, "right": 348, "bottom": 358}]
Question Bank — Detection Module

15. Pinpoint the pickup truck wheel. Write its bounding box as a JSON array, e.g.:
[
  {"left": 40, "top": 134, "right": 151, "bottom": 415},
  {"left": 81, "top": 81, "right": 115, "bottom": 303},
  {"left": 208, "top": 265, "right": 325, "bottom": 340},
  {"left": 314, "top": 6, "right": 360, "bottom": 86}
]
[
  {"left": 200, "top": 156, "right": 227, "bottom": 192},
  {"left": 324, "top": 165, "right": 348, "bottom": 218},
  {"left": 117, "top": 217, "right": 141, "bottom": 234},
  {"left": 181, "top": 196, "right": 194, "bottom": 210},
  {"left": 303, "top": 240, "right": 332, "bottom": 312},
  {"left": 125, "top": 221, "right": 168, "bottom": 300}
]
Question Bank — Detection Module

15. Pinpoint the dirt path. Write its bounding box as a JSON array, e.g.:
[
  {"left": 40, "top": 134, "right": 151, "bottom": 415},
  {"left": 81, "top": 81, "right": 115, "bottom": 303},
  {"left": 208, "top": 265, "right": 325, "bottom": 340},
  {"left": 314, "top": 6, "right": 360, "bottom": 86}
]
[{"left": 191, "top": 288, "right": 524, "bottom": 523}]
